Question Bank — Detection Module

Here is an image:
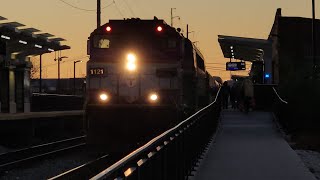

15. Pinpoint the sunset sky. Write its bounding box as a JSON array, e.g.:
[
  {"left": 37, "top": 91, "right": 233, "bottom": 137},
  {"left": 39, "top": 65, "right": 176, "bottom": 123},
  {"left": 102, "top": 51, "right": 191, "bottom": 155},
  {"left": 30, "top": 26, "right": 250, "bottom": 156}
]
[{"left": 1, "top": 0, "right": 318, "bottom": 80}]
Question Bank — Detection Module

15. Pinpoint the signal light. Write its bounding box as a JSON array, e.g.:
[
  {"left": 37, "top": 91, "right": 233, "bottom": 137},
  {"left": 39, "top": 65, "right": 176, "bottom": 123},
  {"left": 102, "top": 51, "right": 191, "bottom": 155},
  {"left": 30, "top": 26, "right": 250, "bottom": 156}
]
[
  {"left": 265, "top": 73, "right": 270, "bottom": 78},
  {"left": 156, "top": 26, "right": 163, "bottom": 32},
  {"left": 106, "top": 26, "right": 112, "bottom": 32}
]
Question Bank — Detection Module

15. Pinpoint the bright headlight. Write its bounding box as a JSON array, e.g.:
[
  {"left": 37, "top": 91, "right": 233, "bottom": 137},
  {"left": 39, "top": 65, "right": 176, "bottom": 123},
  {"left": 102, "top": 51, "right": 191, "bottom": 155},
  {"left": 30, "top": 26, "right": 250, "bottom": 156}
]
[
  {"left": 127, "top": 53, "right": 136, "bottom": 62},
  {"left": 126, "top": 53, "right": 137, "bottom": 71},
  {"left": 126, "top": 62, "right": 136, "bottom": 71},
  {"left": 149, "top": 93, "right": 158, "bottom": 102},
  {"left": 99, "top": 93, "right": 108, "bottom": 101}
]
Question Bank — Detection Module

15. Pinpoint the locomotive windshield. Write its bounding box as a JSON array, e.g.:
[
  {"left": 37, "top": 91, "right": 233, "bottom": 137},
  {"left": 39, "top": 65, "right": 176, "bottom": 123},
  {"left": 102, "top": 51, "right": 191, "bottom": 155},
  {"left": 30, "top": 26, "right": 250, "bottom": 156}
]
[{"left": 93, "top": 35, "right": 110, "bottom": 48}]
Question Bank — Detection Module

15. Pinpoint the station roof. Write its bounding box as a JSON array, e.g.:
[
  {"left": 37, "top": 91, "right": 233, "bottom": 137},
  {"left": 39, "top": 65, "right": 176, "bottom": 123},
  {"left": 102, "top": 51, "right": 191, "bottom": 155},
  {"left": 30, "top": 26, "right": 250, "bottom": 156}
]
[
  {"left": 0, "top": 16, "right": 70, "bottom": 56},
  {"left": 218, "top": 35, "right": 270, "bottom": 62}
]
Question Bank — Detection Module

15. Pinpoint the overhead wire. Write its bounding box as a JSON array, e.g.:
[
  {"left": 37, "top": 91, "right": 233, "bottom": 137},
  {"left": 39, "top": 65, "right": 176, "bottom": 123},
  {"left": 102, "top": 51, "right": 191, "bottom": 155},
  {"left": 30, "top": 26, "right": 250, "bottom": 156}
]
[
  {"left": 122, "top": 0, "right": 135, "bottom": 17},
  {"left": 113, "top": 0, "right": 125, "bottom": 18},
  {"left": 58, "top": 0, "right": 114, "bottom": 12}
]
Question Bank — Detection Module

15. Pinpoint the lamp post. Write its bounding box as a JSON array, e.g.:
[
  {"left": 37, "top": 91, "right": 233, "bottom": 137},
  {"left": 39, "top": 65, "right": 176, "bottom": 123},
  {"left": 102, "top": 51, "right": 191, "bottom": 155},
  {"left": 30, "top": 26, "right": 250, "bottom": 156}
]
[
  {"left": 54, "top": 55, "right": 67, "bottom": 93},
  {"left": 74, "top": 60, "right": 82, "bottom": 95}
]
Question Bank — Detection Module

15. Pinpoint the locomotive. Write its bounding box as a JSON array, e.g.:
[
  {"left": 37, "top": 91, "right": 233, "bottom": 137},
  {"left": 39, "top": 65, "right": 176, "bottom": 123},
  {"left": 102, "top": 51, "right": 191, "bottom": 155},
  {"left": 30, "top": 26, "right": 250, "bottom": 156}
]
[{"left": 85, "top": 17, "right": 217, "bottom": 151}]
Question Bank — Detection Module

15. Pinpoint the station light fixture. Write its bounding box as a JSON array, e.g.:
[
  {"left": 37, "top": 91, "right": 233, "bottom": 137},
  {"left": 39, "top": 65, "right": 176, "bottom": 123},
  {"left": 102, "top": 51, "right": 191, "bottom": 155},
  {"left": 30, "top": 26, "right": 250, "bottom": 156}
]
[
  {"left": 35, "top": 44, "right": 42, "bottom": 48},
  {"left": 19, "top": 40, "right": 27, "bottom": 45},
  {"left": 48, "top": 48, "right": 54, "bottom": 52},
  {"left": 1, "top": 35, "right": 10, "bottom": 40}
]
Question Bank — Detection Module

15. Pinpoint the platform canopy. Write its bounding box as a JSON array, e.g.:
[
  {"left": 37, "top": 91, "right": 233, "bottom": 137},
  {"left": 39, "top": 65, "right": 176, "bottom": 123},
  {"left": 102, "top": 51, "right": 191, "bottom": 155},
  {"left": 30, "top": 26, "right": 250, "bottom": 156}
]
[
  {"left": 0, "top": 16, "right": 70, "bottom": 56},
  {"left": 218, "top": 35, "right": 270, "bottom": 62}
]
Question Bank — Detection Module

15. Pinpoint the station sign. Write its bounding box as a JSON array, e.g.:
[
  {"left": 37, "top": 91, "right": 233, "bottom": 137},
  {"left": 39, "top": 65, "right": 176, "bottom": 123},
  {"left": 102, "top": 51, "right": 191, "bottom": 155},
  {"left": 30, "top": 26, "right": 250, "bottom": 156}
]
[{"left": 226, "top": 62, "right": 246, "bottom": 71}]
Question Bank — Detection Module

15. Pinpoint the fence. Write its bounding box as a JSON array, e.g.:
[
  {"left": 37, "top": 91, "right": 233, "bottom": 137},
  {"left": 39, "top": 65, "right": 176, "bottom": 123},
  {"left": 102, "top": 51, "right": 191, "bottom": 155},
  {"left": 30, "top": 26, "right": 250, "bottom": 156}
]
[{"left": 91, "top": 88, "right": 221, "bottom": 180}]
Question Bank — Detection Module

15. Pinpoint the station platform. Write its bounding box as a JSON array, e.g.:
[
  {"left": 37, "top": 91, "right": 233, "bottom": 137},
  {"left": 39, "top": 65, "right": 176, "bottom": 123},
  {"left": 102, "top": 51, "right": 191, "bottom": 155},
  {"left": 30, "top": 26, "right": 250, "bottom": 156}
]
[
  {"left": 192, "top": 110, "right": 316, "bottom": 180},
  {"left": 0, "top": 110, "right": 84, "bottom": 121}
]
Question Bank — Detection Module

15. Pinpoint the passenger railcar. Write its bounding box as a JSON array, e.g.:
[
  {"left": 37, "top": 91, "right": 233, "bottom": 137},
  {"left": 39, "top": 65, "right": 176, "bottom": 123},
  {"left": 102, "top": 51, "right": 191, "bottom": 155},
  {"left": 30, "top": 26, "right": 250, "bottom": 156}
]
[{"left": 85, "top": 17, "right": 215, "bottom": 151}]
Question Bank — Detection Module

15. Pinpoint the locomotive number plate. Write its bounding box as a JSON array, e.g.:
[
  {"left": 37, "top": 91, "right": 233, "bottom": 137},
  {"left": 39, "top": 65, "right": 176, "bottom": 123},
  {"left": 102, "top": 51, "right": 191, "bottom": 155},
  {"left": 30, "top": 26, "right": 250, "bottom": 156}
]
[{"left": 89, "top": 68, "right": 105, "bottom": 75}]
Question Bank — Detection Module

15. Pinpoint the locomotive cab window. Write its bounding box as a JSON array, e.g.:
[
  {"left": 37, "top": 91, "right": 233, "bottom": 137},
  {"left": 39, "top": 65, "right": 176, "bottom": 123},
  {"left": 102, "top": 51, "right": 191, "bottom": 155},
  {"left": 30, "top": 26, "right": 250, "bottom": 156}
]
[{"left": 93, "top": 35, "right": 110, "bottom": 49}]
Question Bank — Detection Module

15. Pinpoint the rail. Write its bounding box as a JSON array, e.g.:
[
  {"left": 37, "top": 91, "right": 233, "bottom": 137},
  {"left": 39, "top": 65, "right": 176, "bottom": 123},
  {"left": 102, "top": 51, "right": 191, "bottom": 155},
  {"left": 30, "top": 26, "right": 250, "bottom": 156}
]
[
  {"left": 31, "top": 93, "right": 84, "bottom": 111},
  {"left": 272, "top": 87, "right": 288, "bottom": 104},
  {"left": 91, "top": 88, "right": 221, "bottom": 180},
  {"left": 0, "top": 136, "right": 86, "bottom": 171},
  {"left": 32, "top": 93, "right": 83, "bottom": 98}
]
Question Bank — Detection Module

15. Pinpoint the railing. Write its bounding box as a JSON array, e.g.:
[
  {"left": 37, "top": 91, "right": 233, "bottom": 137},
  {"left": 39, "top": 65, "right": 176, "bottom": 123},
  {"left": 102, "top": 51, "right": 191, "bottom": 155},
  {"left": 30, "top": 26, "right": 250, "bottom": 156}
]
[
  {"left": 272, "top": 86, "right": 290, "bottom": 132},
  {"left": 272, "top": 87, "right": 288, "bottom": 105},
  {"left": 91, "top": 88, "right": 221, "bottom": 180}
]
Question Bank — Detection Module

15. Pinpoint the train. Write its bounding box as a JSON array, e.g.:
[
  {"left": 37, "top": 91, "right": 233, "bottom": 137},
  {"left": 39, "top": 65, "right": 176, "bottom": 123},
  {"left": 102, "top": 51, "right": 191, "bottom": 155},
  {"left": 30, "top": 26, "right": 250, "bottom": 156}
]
[{"left": 84, "top": 17, "right": 220, "bottom": 151}]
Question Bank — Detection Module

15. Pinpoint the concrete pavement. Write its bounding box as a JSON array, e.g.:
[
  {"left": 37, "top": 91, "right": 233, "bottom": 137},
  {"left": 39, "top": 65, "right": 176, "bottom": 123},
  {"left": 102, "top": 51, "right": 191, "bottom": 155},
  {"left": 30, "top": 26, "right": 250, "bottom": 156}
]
[{"left": 192, "top": 110, "right": 316, "bottom": 180}]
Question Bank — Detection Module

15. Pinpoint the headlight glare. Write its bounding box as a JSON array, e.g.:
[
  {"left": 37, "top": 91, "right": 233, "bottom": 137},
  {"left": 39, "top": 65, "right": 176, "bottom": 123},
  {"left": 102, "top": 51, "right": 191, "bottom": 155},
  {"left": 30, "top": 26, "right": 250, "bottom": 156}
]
[
  {"left": 127, "top": 53, "right": 136, "bottom": 62},
  {"left": 126, "top": 62, "right": 136, "bottom": 71},
  {"left": 149, "top": 93, "right": 158, "bottom": 102},
  {"left": 99, "top": 93, "right": 108, "bottom": 101}
]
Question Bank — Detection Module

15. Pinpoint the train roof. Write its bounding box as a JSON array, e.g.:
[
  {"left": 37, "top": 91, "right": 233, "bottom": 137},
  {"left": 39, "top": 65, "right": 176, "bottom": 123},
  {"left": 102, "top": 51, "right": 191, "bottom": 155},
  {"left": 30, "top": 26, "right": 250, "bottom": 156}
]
[{"left": 91, "top": 17, "right": 181, "bottom": 36}]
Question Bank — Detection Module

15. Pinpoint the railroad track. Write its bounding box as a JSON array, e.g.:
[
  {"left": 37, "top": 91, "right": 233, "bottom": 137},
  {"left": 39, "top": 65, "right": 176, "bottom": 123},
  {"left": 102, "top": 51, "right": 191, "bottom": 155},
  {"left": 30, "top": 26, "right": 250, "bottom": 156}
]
[
  {"left": 48, "top": 153, "right": 113, "bottom": 180},
  {"left": 0, "top": 135, "right": 86, "bottom": 171}
]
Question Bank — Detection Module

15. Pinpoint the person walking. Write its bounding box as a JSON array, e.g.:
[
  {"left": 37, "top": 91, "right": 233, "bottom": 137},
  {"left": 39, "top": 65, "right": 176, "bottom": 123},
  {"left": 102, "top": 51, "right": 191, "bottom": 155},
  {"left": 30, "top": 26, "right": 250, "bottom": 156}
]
[{"left": 221, "top": 81, "right": 231, "bottom": 109}]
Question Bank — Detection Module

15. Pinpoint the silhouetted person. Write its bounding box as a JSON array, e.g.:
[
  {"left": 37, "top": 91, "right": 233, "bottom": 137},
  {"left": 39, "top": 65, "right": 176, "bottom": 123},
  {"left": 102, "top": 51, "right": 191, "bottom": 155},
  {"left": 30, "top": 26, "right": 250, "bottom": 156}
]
[
  {"left": 230, "top": 83, "right": 237, "bottom": 109},
  {"left": 242, "top": 78, "right": 254, "bottom": 113},
  {"left": 221, "top": 81, "right": 230, "bottom": 109}
]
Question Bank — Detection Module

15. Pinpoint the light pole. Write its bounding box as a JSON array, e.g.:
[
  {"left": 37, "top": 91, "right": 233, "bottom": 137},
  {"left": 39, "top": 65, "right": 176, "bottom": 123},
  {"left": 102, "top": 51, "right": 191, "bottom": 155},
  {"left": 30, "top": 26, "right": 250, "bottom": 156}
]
[
  {"left": 54, "top": 55, "right": 67, "bottom": 93},
  {"left": 74, "top": 60, "right": 82, "bottom": 95}
]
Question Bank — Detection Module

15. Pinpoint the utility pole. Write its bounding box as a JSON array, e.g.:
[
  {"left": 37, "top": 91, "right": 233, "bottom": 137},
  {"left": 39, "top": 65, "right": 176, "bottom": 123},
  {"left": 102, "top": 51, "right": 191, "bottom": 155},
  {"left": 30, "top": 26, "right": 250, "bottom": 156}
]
[
  {"left": 55, "top": 53, "right": 67, "bottom": 93},
  {"left": 171, "top": 8, "right": 175, "bottom": 26},
  {"left": 97, "top": 0, "right": 101, "bottom": 28},
  {"left": 170, "top": 8, "right": 180, "bottom": 27},
  {"left": 312, "top": 0, "right": 317, "bottom": 73},
  {"left": 187, "top": 24, "right": 189, "bottom": 38}
]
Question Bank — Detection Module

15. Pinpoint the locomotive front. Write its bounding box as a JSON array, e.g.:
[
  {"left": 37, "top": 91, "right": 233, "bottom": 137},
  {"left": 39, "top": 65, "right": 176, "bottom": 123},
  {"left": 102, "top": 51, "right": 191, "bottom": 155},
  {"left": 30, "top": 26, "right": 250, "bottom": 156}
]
[{"left": 85, "top": 18, "right": 184, "bottom": 150}]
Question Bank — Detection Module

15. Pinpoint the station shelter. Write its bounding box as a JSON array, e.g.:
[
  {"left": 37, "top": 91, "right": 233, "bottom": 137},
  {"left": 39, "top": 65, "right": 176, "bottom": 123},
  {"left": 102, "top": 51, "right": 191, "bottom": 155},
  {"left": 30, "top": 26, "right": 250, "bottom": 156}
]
[
  {"left": 0, "top": 16, "right": 70, "bottom": 113},
  {"left": 218, "top": 35, "right": 272, "bottom": 84}
]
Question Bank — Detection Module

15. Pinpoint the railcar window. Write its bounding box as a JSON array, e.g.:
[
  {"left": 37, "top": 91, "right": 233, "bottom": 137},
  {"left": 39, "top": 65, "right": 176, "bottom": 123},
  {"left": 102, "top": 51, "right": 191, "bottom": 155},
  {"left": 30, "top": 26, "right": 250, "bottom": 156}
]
[{"left": 93, "top": 35, "right": 110, "bottom": 48}]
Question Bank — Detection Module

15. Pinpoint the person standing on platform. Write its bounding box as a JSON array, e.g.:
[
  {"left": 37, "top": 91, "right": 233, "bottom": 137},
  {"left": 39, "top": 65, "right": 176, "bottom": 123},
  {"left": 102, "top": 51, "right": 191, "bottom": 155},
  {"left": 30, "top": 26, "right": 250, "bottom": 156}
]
[
  {"left": 221, "top": 81, "right": 231, "bottom": 109},
  {"left": 230, "top": 83, "right": 237, "bottom": 109},
  {"left": 242, "top": 78, "right": 254, "bottom": 113}
]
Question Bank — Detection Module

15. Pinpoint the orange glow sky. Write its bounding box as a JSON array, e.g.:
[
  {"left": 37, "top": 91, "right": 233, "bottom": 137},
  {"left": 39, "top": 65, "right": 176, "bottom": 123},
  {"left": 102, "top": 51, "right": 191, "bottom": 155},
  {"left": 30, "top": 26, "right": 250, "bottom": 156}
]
[{"left": 1, "top": 0, "right": 318, "bottom": 80}]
